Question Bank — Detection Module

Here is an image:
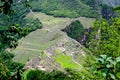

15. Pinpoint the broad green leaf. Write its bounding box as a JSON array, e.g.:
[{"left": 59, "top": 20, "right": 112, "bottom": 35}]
[
  {"left": 102, "top": 73, "right": 106, "bottom": 77},
  {"left": 100, "top": 55, "right": 107, "bottom": 59},
  {"left": 116, "top": 72, "right": 120, "bottom": 79},
  {"left": 97, "top": 58, "right": 104, "bottom": 63},
  {"left": 109, "top": 73, "right": 115, "bottom": 79},
  {"left": 108, "top": 59, "right": 115, "bottom": 65},
  {"left": 106, "top": 57, "right": 112, "bottom": 61},
  {"left": 106, "top": 64, "right": 112, "bottom": 68},
  {"left": 102, "top": 70, "right": 108, "bottom": 77},
  {"left": 102, "top": 69, "right": 108, "bottom": 77},
  {"left": 116, "top": 57, "right": 120, "bottom": 63}
]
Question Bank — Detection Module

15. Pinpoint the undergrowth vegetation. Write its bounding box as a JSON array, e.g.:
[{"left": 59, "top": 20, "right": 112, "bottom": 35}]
[
  {"left": 24, "top": 69, "right": 71, "bottom": 80},
  {"left": 0, "top": 0, "right": 42, "bottom": 80}
]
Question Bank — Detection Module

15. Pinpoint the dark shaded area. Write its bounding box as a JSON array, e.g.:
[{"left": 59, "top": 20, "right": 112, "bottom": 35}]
[
  {"left": 62, "top": 20, "right": 85, "bottom": 39},
  {"left": 101, "top": 4, "right": 117, "bottom": 20},
  {"left": 77, "top": 28, "right": 93, "bottom": 46},
  {"left": 62, "top": 20, "right": 93, "bottom": 47}
]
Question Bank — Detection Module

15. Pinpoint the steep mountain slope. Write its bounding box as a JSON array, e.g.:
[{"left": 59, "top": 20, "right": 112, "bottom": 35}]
[
  {"left": 12, "top": 12, "right": 94, "bottom": 71},
  {"left": 12, "top": 0, "right": 120, "bottom": 71},
  {"left": 29, "top": 0, "right": 98, "bottom": 18},
  {"left": 29, "top": 0, "right": 120, "bottom": 19}
]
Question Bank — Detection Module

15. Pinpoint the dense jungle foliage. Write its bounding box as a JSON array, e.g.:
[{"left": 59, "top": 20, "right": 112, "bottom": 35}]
[{"left": 63, "top": 20, "right": 85, "bottom": 39}]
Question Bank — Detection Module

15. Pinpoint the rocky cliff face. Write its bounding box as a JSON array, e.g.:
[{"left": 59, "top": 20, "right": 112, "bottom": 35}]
[
  {"left": 101, "top": 6, "right": 117, "bottom": 19},
  {"left": 99, "top": 0, "right": 119, "bottom": 19}
]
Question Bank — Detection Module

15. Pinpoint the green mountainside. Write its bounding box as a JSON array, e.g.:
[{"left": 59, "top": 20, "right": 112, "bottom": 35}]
[
  {"left": 1, "top": 0, "right": 120, "bottom": 80},
  {"left": 12, "top": 0, "right": 120, "bottom": 76},
  {"left": 13, "top": 12, "right": 94, "bottom": 71},
  {"left": 29, "top": 0, "right": 98, "bottom": 18},
  {"left": 29, "top": 0, "right": 120, "bottom": 19}
]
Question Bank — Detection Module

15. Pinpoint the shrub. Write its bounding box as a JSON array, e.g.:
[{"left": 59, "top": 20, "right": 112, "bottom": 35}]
[
  {"left": 63, "top": 20, "right": 85, "bottom": 39},
  {"left": 25, "top": 70, "right": 71, "bottom": 80},
  {"left": 94, "top": 55, "right": 120, "bottom": 80}
]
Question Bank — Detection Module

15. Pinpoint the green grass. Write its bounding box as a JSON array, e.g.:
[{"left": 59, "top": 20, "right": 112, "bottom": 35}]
[
  {"left": 78, "top": 17, "right": 95, "bottom": 29},
  {"left": 54, "top": 50, "right": 82, "bottom": 70}
]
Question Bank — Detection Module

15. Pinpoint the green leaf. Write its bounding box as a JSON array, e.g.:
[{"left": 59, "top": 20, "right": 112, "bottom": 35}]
[
  {"left": 116, "top": 57, "right": 120, "bottom": 63},
  {"left": 113, "top": 6, "right": 120, "bottom": 11},
  {"left": 108, "top": 59, "right": 115, "bottom": 65},
  {"left": 109, "top": 73, "right": 115, "bottom": 79},
  {"left": 106, "top": 64, "right": 112, "bottom": 68},
  {"left": 106, "top": 57, "right": 112, "bottom": 61},
  {"left": 116, "top": 72, "right": 120, "bottom": 79},
  {"left": 100, "top": 55, "right": 107, "bottom": 59},
  {"left": 102, "top": 72, "right": 106, "bottom": 77},
  {"left": 97, "top": 58, "right": 104, "bottom": 63}
]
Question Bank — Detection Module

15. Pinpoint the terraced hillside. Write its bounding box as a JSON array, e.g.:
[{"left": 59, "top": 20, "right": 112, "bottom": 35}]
[{"left": 12, "top": 12, "right": 94, "bottom": 71}]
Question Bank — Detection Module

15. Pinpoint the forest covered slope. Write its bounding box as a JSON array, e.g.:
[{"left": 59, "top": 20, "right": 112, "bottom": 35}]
[
  {"left": 29, "top": 0, "right": 98, "bottom": 18},
  {"left": 29, "top": 0, "right": 120, "bottom": 19}
]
